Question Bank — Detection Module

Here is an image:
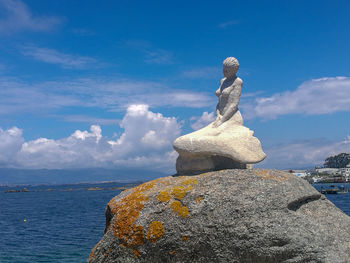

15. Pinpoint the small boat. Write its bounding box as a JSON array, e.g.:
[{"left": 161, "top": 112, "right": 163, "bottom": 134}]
[
  {"left": 338, "top": 186, "right": 348, "bottom": 194},
  {"left": 320, "top": 185, "right": 340, "bottom": 194}
]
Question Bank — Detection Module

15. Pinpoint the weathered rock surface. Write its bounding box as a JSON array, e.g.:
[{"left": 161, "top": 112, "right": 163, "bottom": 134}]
[{"left": 89, "top": 169, "right": 350, "bottom": 263}]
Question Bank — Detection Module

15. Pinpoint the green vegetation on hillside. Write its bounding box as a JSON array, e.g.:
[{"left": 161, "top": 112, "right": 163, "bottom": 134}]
[{"left": 324, "top": 153, "right": 350, "bottom": 168}]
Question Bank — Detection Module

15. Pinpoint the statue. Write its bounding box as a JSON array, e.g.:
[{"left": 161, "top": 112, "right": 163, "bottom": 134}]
[{"left": 173, "top": 57, "right": 266, "bottom": 174}]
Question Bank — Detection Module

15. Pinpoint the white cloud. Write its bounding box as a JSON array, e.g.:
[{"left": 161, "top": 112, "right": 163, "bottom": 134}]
[
  {"left": 257, "top": 136, "right": 350, "bottom": 170},
  {"left": 144, "top": 49, "right": 173, "bottom": 65},
  {"left": 1, "top": 105, "right": 181, "bottom": 173},
  {"left": 0, "top": 0, "right": 62, "bottom": 33},
  {"left": 2, "top": 104, "right": 350, "bottom": 172},
  {"left": 62, "top": 115, "right": 120, "bottom": 125},
  {"left": 243, "top": 77, "right": 350, "bottom": 119},
  {"left": 21, "top": 46, "right": 98, "bottom": 69},
  {"left": 124, "top": 40, "right": 174, "bottom": 64},
  {"left": 0, "top": 126, "right": 23, "bottom": 166},
  {"left": 190, "top": 111, "right": 215, "bottom": 130},
  {"left": 0, "top": 77, "right": 212, "bottom": 115}
]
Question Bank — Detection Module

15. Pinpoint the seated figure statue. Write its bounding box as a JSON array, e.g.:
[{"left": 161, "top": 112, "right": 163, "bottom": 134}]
[{"left": 173, "top": 57, "right": 266, "bottom": 174}]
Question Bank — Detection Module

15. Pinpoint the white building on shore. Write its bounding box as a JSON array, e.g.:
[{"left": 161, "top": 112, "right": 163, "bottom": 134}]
[{"left": 315, "top": 168, "right": 340, "bottom": 175}]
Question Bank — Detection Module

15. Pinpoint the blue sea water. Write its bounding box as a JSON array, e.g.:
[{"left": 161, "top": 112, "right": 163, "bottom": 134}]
[
  {"left": 0, "top": 183, "right": 127, "bottom": 263},
  {"left": 0, "top": 182, "right": 350, "bottom": 262}
]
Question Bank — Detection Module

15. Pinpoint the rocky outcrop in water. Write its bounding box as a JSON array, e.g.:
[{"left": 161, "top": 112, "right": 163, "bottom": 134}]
[{"left": 89, "top": 169, "right": 350, "bottom": 263}]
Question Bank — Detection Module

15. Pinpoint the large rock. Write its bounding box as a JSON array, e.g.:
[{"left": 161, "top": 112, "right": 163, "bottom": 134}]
[{"left": 89, "top": 169, "right": 350, "bottom": 263}]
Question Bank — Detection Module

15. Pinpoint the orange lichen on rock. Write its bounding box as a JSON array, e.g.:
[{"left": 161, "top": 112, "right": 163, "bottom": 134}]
[
  {"left": 146, "top": 221, "right": 165, "bottom": 243},
  {"left": 89, "top": 239, "right": 103, "bottom": 261},
  {"left": 181, "top": 178, "right": 198, "bottom": 186},
  {"left": 254, "top": 169, "right": 291, "bottom": 182},
  {"left": 133, "top": 249, "right": 140, "bottom": 258},
  {"left": 185, "top": 185, "right": 194, "bottom": 192},
  {"left": 157, "top": 190, "right": 171, "bottom": 202},
  {"left": 107, "top": 180, "right": 156, "bottom": 253},
  {"left": 170, "top": 200, "right": 189, "bottom": 218},
  {"left": 181, "top": 235, "right": 189, "bottom": 242},
  {"left": 171, "top": 186, "right": 187, "bottom": 200},
  {"left": 196, "top": 196, "right": 202, "bottom": 203},
  {"left": 89, "top": 249, "right": 95, "bottom": 261}
]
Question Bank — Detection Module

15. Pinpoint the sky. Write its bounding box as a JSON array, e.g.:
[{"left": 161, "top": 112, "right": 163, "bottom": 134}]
[{"left": 0, "top": 0, "right": 350, "bottom": 175}]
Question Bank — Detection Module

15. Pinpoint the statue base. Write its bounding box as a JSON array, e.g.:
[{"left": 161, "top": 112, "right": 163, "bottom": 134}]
[{"left": 175, "top": 154, "right": 252, "bottom": 175}]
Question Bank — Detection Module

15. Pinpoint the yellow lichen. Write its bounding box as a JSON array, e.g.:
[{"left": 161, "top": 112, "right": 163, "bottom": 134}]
[
  {"left": 171, "top": 186, "right": 187, "bottom": 200},
  {"left": 157, "top": 190, "right": 171, "bottom": 202},
  {"left": 146, "top": 221, "right": 164, "bottom": 243},
  {"left": 181, "top": 178, "right": 198, "bottom": 185},
  {"left": 178, "top": 206, "right": 189, "bottom": 217},
  {"left": 254, "top": 170, "right": 291, "bottom": 182},
  {"left": 196, "top": 196, "right": 202, "bottom": 203},
  {"left": 170, "top": 200, "right": 189, "bottom": 218},
  {"left": 107, "top": 180, "right": 155, "bottom": 252},
  {"left": 160, "top": 181, "right": 170, "bottom": 186},
  {"left": 181, "top": 235, "right": 189, "bottom": 242},
  {"left": 170, "top": 200, "right": 181, "bottom": 211},
  {"left": 185, "top": 185, "right": 194, "bottom": 191}
]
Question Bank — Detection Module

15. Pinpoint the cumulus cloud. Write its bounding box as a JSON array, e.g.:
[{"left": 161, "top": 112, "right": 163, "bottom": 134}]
[
  {"left": 257, "top": 136, "right": 350, "bottom": 170},
  {"left": 243, "top": 77, "right": 350, "bottom": 119},
  {"left": 1, "top": 104, "right": 181, "bottom": 173},
  {"left": 190, "top": 111, "right": 215, "bottom": 130},
  {"left": 0, "top": 126, "right": 24, "bottom": 166},
  {"left": 0, "top": 0, "right": 62, "bottom": 33},
  {"left": 21, "top": 46, "right": 98, "bottom": 69}
]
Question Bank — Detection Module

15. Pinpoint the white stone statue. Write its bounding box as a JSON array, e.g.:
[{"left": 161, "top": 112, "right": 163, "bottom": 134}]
[{"left": 173, "top": 57, "right": 266, "bottom": 174}]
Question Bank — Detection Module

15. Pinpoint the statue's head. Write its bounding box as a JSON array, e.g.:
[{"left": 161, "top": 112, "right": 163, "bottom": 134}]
[{"left": 223, "top": 57, "right": 239, "bottom": 78}]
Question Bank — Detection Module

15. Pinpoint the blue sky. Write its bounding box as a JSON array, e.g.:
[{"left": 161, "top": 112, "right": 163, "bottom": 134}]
[{"left": 0, "top": 0, "right": 350, "bottom": 173}]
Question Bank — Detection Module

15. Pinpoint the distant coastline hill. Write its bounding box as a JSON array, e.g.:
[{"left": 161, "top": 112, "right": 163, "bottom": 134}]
[
  {"left": 0, "top": 168, "right": 167, "bottom": 186},
  {"left": 324, "top": 153, "right": 350, "bottom": 168}
]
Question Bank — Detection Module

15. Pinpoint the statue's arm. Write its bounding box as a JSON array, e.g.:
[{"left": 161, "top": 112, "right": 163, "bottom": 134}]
[{"left": 215, "top": 79, "right": 224, "bottom": 117}]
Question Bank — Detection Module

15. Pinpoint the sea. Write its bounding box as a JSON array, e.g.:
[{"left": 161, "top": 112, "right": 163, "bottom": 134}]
[{"left": 0, "top": 182, "right": 350, "bottom": 263}]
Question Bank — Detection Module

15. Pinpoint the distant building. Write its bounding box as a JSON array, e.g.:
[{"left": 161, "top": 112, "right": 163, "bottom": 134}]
[
  {"left": 312, "top": 176, "right": 322, "bottom": 183},
  {"left": 290, "top": 170, "right": 308, "bottom": 177},
  {"left": 315, "top": 168, "right": 339, "bottom": 175},
  {"left": 339, "top": 164, "right": 350, "bottom": 181}
]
